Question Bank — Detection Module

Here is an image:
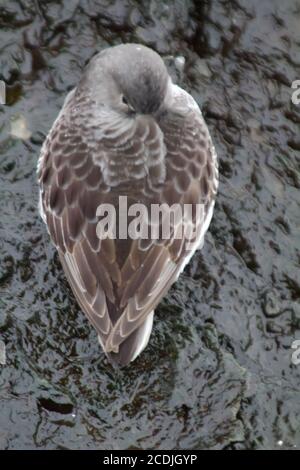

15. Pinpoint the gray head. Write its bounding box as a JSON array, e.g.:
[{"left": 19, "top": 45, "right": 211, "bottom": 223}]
[{"left": 78, "top": 44, "right": 170, "bottom": 115}]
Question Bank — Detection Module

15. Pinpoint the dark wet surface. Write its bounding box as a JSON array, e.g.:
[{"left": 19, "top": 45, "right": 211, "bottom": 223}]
[{"left": 0, "top": 0, "right": 300, "bottom": 450}]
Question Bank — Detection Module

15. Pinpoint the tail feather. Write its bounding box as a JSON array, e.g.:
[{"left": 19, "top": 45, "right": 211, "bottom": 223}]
[{"left": 101, "top": 311, "right": 154, "bottom": 366}]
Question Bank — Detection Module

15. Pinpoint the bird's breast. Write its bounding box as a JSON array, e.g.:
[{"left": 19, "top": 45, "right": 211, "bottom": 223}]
[{"left": 92, "top": 113, "right": 167, "bottom": 189}]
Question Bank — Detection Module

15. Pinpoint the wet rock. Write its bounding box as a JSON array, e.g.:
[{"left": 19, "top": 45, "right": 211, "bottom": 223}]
[
  {"left": 262, "top": 290, "right": 282, "bottom": 318},
  {"left": 0, "top": 0, "right": 300, "bottom": 451},
  {"left": 10, "top": 115, "right": 31, "bottom": 140},
  {"left": 37, "top": 397, "right": 74, "bottom": 415}
]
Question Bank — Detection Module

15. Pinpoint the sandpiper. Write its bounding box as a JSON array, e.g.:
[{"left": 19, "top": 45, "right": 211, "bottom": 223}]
[{"left": 37, "top": 44, "right": 218, "bottom": 366}]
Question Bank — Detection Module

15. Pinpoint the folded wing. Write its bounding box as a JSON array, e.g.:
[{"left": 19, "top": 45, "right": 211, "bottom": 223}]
[{"left": 38, "top": 85, "right": 218, "bottom": 364}]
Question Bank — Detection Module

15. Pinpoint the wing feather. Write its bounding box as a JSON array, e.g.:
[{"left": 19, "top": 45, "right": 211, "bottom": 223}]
[{"left": 38, "top": 81, "right": 218, "bottom": 360}]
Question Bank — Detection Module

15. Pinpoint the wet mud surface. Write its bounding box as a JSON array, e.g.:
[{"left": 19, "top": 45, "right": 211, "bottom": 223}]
[{"left": 0, "top": 0, "right": 299, "bottom": 449}]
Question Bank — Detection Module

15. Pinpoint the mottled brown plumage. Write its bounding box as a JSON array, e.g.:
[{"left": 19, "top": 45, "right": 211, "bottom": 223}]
[{"left": 37, "top": 44, "right": 218, "bottom": 365}]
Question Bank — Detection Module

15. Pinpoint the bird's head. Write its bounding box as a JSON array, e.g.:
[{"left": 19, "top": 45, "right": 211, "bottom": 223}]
[{"left": 79, "top": 43, "right": 170, "bottom": 116}]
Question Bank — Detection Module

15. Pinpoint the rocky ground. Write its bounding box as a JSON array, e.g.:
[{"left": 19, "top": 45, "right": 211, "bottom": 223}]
[{"left": 0, "top": 0, "right": 299, "bottom": 449}]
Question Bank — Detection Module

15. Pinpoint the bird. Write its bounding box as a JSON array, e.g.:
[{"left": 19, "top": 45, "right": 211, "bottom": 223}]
[{"left": 37, "top": 43, "right": 218, "bottom": 366}]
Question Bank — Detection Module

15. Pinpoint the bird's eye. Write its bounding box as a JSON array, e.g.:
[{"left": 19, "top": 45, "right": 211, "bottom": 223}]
[{"left": 121, "top": 95, "right": 135, "bottom": 114}]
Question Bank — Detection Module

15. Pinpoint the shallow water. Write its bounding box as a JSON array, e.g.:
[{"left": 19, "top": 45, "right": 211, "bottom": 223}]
[{"left": 0, "top": 0, "right": 300, "bottom": 450}]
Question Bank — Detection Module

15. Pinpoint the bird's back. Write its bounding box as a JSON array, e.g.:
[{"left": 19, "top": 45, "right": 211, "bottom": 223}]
[{"left": 38, "top": 49, "right": 218, "bottom": 366}]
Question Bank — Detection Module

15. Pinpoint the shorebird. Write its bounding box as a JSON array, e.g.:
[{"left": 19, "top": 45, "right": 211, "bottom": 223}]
[{"left": 37, "top": 44, "right": 218, "bottom": 366}]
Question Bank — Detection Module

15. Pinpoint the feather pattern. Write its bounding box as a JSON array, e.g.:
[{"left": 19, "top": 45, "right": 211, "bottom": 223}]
[{"left": 38, "top": 46, "right": 218, "bottom": 365}]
